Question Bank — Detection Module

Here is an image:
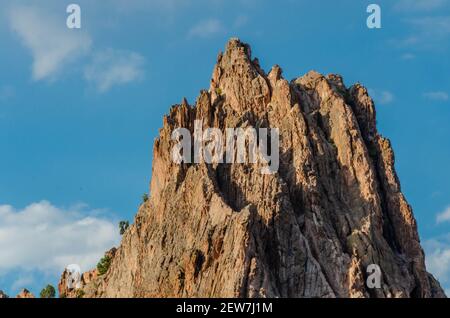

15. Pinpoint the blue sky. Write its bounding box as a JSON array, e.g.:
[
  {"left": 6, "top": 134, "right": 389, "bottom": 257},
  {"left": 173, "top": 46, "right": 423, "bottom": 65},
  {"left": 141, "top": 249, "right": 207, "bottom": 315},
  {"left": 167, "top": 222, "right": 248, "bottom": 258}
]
[{"left": 0, "top": 0, "right": 449, "bottom": 296}]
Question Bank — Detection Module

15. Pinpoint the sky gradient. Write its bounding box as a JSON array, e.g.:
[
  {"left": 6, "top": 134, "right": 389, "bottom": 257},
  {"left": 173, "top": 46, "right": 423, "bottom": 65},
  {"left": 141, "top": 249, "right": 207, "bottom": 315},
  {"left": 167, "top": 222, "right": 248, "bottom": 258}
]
[{"left": 0, "top": 0, "right": 449, "bottom": 296}]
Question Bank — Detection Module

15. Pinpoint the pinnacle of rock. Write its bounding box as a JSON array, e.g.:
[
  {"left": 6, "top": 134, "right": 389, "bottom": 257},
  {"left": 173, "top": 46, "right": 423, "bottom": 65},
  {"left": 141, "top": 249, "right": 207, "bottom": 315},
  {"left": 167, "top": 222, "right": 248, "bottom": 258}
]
[
  {"left": 59, "top": 39, "right": 446, "bottom": 298},
  {"left": 16, "top": 289, "right": 35, "bottom": 299}
]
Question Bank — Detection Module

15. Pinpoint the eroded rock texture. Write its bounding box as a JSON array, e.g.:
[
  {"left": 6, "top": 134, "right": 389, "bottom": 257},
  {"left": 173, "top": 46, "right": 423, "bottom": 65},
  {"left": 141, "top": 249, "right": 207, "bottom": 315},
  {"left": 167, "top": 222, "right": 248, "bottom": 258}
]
[{"left": 59, "top": 39, "right": 445, "bottom": 298}]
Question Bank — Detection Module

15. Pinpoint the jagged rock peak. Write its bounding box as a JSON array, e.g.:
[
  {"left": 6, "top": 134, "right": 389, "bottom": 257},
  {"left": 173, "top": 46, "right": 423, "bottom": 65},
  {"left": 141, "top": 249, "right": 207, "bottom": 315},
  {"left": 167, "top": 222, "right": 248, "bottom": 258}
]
[
  {"left": 59, "top": 39, "right": 445, "bottom": 298},
  {"left": 16, "top": 289, "right": 35, "bottom": 298}
]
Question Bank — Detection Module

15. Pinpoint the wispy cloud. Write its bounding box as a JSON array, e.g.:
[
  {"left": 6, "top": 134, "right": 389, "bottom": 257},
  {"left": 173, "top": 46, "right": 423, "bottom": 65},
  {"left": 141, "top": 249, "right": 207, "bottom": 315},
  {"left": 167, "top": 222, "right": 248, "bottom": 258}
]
[
  {"left": 233, "top": 15, "right": 249, "bottom": 29},
  {"left": 424, "top": 234, "right": 450, "bottom": 294},
  {"left": 437, "top": 206, "right": 450, "bottom": 223},
  {"left": 9, "top": 5, "right": 92, "bottom": 81},
  {"left": 84, "top": 49, "right": 145, "bottom": 93},
  {"left": 8, "top": 4, "right": 145, "bottom": 92},
  {"left": 401, "top": 53, "right": 416, "bottom": 60},
  {"left": 0, "top": 201, "right": 120, "bottom": 274},
  {"left": 408, "top": 16, "right": 450, "bottom": 36},
  {"left": 395, "top": 16, "right": 450, "bottom": 50},
  {"left": 368, "top": 89, "right": 394, "bottom": 105},
  {"left": 394, "top": 0, "right": 449, "bottom": 12},
  {"left": 187, "top": 19, "right": 225, "bottom": 39},
  {"left": 424, "top": 91, "right": 449, "bottom": 101}
]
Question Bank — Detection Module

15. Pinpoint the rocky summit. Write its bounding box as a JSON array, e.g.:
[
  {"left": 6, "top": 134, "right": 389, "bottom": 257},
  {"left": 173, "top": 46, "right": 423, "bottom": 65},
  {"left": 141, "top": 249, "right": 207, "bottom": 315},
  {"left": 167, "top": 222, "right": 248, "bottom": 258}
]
[
  {"left": 59, "top": 39, "right": 445, "bottom": 298},
  {"left": 16, "top": 289, "right": 35, "bottom": 299}
]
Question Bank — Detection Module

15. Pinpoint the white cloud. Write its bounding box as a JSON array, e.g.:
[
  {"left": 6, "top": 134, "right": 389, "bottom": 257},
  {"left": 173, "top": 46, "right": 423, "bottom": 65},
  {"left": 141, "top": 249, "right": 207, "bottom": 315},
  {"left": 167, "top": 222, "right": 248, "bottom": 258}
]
[
  {"left": 399, "top": 16, "right": 450, "bottom": 50},
  {"left": 394, "top": 0, "right": 448, "bottom": 12},
  {"left": 8, "top": 5, "right": 146, "bottom": 91},
  {"left": 424, "top": 235, "right": 450, "bottom": 294},
  {"left": 424, "top": 91, "right": 449, "bottom": 101},
  {"left": 379, "top": 91, "right": 394, "bottom": 104},
  {"left": 437, "top": 206, "right": 450, "bottom": 223},
  {"left": 0, "top": 201, "right": 120, "bottom": 274},
  {"left": 429, "top": 207, "right": 450, "bottom": 295},
  {"left": 401, "top": 53, "right": 416, "bottom": 60},
  {"left": 393, "top": 15, "right": 450, "bottom": 51},
  {"left": 0, "top": 86, "right": 15, "bottom": 102},
  {"left": 187, "top": 19, "right": 225, "bottom": 39},
  {"left": 368, "top": 89, "right": 394, "bottom": 105},
  {"left": 408, "top": 16, "right": 450, "bottom": 36},
  {"left": 391, "top": 36, "right": 420, "bottom": 48},
  {"left": 84, "top": 49, "right": 145, "bottom": 93},
  {"left": 233, "top": 15, "right": 249, "bottom": 29},
  {"left": 9, "top": 5, "right": 92, "bottom": 81}
]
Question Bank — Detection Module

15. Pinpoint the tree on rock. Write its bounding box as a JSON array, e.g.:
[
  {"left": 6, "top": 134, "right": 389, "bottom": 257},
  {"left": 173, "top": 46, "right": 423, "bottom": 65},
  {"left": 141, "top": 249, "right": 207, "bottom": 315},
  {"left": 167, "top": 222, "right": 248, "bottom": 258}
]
[
  {"left": 119, "top": 220, "right": 129, "bottom": 235},
  {"left": 97, "top": 255, "right": 112, "bottom": 275},
  {"left": 40, "top": 284, "right": 56, "bottom": 298}
]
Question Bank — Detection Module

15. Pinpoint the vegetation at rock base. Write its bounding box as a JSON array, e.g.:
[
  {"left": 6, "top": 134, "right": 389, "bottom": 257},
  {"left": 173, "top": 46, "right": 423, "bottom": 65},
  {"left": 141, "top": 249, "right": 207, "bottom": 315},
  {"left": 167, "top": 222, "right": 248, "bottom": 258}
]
[{"left": 40, "top": 284, "right": 56, "bottom": 298}]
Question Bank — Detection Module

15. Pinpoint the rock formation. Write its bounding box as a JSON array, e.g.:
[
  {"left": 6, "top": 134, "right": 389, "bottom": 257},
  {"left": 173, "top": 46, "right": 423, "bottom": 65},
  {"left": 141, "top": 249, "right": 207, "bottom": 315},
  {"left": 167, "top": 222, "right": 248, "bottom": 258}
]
[
  {"left": 16, "top": 289, "right": 35, "bottom": 298},
  {"left": 0, "top": 290, "right": 9, "bottom": 298},
  {"left": 59, "top": 38, "right": 445, "bottom": 298},
  {"left": 59, "top": 248, "right": 116, "bottom": 298}
]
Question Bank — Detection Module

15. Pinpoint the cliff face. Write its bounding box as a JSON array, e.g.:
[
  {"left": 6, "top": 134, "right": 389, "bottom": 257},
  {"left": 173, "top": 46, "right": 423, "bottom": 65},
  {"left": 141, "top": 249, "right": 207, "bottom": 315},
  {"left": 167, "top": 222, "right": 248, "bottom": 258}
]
[{"left": 60, "top": 39, "right": 445, "bottom": 298}]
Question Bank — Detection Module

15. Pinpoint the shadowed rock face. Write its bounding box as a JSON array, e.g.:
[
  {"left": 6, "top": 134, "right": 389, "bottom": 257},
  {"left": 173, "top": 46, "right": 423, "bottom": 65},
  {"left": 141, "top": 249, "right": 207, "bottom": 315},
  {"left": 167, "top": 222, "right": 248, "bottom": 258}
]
[{"left": 59, "top": 39, "right": 445, "bottom": 298}]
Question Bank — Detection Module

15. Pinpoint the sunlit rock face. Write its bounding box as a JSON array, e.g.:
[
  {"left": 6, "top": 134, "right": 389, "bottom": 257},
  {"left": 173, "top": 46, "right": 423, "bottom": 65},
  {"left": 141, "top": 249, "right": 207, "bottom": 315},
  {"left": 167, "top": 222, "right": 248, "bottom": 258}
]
[{"left": 59, "top": 39, "right": 445, "bottom": 298}]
